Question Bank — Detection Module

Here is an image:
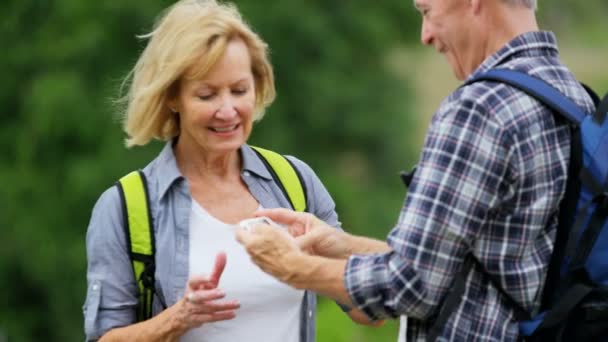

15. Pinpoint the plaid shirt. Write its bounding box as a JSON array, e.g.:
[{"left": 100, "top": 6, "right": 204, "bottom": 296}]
[{"left": 344, "top": 31, "right": 596, "bottom": 341}]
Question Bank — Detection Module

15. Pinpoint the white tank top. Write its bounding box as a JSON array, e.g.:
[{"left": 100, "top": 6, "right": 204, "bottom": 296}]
[{"left": 180, "top": 201, "right": 304, "bottom": 342}]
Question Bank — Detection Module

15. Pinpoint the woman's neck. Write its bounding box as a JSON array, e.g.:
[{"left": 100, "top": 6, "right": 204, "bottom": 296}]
[{"left": 174, "top": 140, "right": 242, "bottom": 182}]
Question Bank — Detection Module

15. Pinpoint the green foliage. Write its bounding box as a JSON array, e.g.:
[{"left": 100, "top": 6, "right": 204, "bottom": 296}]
[
  {"left": 316, "top": 298, "right": 401, "bottom": 342},
  {"left": 1, "top": 0, "right": 607, "bottom": 341},
  {"left": 239, "top": 0, "right": 421, "bottom": 237},
  {"left": 1, "top": 0, "right": 416, "bottom": 340}
]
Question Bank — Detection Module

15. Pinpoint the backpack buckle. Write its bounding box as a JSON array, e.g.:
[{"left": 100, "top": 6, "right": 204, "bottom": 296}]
[{"left": 140, "top": 261, "right": 156, "bottom": 289}]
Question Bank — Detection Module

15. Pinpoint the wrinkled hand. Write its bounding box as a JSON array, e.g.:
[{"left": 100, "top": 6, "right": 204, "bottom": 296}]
[
  {"left": 255, "top": 208, "right": 353, "bottom": 259},
  {"left": 235, "top": 223, "right": 304, "bottom": 286},
  {"left": 170, "top": 252, "right": 240, "bottom": 332}
]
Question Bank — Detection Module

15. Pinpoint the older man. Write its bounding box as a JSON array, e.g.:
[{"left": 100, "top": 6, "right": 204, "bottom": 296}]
[{"left": 237, "top": 0, "right": 596, "bottom": 340}]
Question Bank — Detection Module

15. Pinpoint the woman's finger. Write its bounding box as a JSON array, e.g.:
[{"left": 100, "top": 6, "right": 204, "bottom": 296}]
[
  {"left": 188, "top": 310, "right": 238, "bottom": 327},
  {"left": 189, "top": 299, "right": 241, "bottom": 314},
  {"left": 208, "top": 252, "right": 227, "bottom": 287},
  {"left": 186, "top": 289, "right": 226, "bottom": 304},
  {"left": 187, "top": 275, "right": 212, "bottom": 292}
]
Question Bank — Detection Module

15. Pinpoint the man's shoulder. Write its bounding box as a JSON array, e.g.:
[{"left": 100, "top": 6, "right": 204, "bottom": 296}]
[
  {"left": 444, "top": 59, "right": 587, "bottom": 123},
  {"left": 438, "top": 80, "right": 505, "bottom": 120}
]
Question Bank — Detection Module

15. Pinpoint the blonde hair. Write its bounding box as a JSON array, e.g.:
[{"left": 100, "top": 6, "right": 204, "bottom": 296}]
[{"left": 120, "top": 0, "right": 275, "bottom": 147}]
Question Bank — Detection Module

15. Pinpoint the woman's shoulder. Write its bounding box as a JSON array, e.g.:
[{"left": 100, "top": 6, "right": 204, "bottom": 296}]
[{"left": 283, "top": 154, "right": 317, "bottom": 178}]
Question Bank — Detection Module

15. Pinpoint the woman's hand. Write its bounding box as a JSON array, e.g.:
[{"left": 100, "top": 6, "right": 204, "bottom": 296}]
[
  {"left": 98, "top": 252, "right": 240, "bottom": 342},
  {"left": 169, "top": 252, "right": 241, "bottom": 333}
]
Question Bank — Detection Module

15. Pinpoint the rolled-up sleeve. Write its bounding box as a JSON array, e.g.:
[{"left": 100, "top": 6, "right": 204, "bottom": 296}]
[
  {"left": 344, "top": 97, "right": 512, "bottom": 320},
  {"left": 83, "top": 186, "right": 138, "bottom": 340}
]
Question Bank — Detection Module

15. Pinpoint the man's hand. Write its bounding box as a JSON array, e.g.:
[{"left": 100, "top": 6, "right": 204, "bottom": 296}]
[
  {"left": 235, "top": 223, "right": 306, "bottom": 286},
  {"left": 254, "top": 208, "right": 354, "bottom": 259},
  {"left": 236, "top": 224, "right": 355, "bottom": 306}
]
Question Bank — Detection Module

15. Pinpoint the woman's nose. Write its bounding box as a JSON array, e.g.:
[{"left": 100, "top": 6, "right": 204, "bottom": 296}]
[{"left": 216, "top": 95, "right": 237, "bottom": 119}]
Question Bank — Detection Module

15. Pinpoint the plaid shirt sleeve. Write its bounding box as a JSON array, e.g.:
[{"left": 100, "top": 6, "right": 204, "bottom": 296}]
[{"left": 345, "top": 95, "right": 515, "bottom": 320}]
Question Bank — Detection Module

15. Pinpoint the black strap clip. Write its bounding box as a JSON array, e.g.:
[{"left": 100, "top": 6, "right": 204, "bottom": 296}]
[{"left": 400, "top": 166, "right": 417, "bottom": 189}]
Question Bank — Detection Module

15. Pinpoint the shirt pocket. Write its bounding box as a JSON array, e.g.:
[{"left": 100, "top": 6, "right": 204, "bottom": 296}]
[{"left": 83, "top": 279, "right": 102, "bottom": 335}]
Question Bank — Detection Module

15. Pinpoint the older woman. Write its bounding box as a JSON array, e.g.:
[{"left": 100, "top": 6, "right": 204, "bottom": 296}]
[{"left": 83, "top": 0, "right": 372, "bottom": 341}]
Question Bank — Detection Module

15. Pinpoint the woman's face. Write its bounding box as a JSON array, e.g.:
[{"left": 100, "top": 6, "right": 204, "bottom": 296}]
[{"left": 172, "top": 38, "right": 256, "bottom": 156}]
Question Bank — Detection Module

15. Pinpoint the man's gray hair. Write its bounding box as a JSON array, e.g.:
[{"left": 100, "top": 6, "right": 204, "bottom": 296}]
[{"left": 502, "top": 0, "right": 537, "bottom": 10}]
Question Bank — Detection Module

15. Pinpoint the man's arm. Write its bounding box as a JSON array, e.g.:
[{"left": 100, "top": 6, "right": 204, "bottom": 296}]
[
  {"left": 345, "top": 234, "right": 392, "bottom": 256},
  {"left": 240, "top": 97, "right": 512, "bottom": 321}
]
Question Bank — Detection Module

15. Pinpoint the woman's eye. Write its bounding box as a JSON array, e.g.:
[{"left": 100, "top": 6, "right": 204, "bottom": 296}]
[
  {"left": 198, "top": 94, "right": 215, "bottom": 100},
  {"left": 232, "top": 88, "right": 248, "bottom": 95}
]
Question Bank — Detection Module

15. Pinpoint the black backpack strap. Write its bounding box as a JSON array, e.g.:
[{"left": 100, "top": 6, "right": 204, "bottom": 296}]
[
  {"left": 427, "top": 258, "right": 474, "bottom": 341},
  {"left": 400, "top": 166, "right": 417, "bottom": 189},
  {"left": 533, "top": 283, "right": 593, "bottom": 335},
  {"left": 594, "top": 93, "right": 608, "bottom": 125},
  {"left": 427, "top": 257, "right": 530, "bottom": 341},
  {"left": 581, "top": 83, "right": 600, "bottom": 106},
  {"left": 542, "top": 126, "right": 583, "bottom": 308}
]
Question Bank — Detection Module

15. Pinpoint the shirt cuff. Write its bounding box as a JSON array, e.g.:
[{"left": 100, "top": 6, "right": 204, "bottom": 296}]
[{"left": 344, "top": 252, "right": 396, "bottom": 320}]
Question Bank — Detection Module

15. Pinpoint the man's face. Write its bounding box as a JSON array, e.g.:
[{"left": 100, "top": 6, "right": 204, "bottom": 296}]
[{"left": 415, "top": 0, "right": 475, "bottom": 80}]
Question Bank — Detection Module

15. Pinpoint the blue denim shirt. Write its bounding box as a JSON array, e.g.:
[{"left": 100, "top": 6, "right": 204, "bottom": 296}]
[{"left": 83, "top": 142, "right": 341, "bottom": 341}]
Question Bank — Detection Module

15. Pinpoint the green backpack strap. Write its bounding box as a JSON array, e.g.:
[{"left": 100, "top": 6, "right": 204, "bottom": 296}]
[
  {"left": 250, "top": 146, "right": 307, "bottom": 212},
  {"left": 114, "top": 148, "right": 304, "bottom": 321},
  {"left": 116, "top": 170, "right": 156, "bottom": 321}
]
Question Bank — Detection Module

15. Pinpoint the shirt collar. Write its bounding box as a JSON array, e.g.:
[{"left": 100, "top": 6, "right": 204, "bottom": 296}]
[
  {"left": 239, "top": 144, "right": 274, "bottom": 180},
  {"left": 156, "top": 142, "right": 274, "bottom": 200},
  {"left": 467, "top": 31, "right": 559, "bottom": 81},
  {"left": 156, "top": 141, "right": 183, "bottom": 200}
]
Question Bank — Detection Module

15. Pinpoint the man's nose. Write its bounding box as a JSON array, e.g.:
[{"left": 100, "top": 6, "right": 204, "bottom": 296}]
[{"left": 420, "top": 20, "right": 433, "bottom": 46}]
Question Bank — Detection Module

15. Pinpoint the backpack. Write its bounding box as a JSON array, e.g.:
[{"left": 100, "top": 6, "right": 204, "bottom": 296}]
[
  {"left": 425, "top": 69, "right": 608, "bottom": 341},
  {"left": 115, "top": 146, "right": 308, "bottom": 321}
]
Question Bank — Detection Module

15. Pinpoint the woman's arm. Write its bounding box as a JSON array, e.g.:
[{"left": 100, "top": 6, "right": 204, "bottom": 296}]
[
  {"left": 85, "top": 188, "right": 239, "bottom": 341},
  {"left": 99, "top": 290, "right": 238, "bottom": 342}
]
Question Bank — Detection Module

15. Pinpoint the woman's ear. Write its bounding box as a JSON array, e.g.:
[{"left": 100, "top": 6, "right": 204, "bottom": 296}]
[
  {"left": 167, "top": 98, "right": 178, "bottom": 114},
  {"left": 167, "top": 81, "right": 180, "bottom": 113}
]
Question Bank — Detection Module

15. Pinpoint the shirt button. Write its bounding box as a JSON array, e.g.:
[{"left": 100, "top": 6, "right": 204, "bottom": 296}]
[
  {"left": 243, "top": 171, "right": 250, "bottom": 177},
  {"left": 92, "top": 284, "right": 99, "bottom": 291},
  {"left": 308, "top": 310, "right": 313, "bottom": 318}
]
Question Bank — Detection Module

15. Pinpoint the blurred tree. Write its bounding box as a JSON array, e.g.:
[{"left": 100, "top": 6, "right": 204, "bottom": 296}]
[
  {"left": 239, "top": 0, "right": 421, "bottom": 238},
  {"left": 0, "top": 0, "right": 418, "bottom": 340},
  {"left": 1, "top": 0, "right": 606, "bottom": 341}
]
